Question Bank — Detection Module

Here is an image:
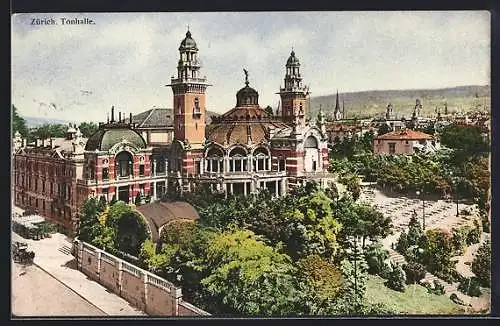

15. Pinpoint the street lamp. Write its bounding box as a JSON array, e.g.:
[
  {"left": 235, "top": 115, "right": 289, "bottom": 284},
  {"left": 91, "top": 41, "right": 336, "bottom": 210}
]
[
  {"left": 416, "top": 189, "right": 425, "bottom": 229},
  {"left": 450, "top": 171, "right": 460, "bottom": 217}
]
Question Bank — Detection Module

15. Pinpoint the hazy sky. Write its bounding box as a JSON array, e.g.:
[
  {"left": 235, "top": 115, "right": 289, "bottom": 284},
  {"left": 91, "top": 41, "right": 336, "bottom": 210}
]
[{"left": 12, "top": 11, "right": 490, "bottom": 123}]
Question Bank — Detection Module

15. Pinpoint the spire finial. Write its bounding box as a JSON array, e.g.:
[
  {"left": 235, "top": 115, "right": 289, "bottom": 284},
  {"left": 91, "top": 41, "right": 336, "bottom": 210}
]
[{"left": 243, "top": 68, "right": 249, "bottom": 86}]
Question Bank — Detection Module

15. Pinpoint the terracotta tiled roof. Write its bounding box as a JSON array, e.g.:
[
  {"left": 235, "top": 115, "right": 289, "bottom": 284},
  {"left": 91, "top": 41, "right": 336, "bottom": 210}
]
[
  {"left": 207, "top": 106, "right": 288, "bottom": 145},
  {"left": 374, "top": 129, "right": 433, "bottom": 140}
]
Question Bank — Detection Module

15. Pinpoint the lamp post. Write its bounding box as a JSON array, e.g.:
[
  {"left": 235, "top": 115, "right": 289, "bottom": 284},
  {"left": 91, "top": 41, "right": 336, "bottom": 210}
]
[
  {"left": 450, "top": 171, "right": 459, "bottom": 217},
  {"left": 416, "top": 189, "right": 425, "bottom": 230}
]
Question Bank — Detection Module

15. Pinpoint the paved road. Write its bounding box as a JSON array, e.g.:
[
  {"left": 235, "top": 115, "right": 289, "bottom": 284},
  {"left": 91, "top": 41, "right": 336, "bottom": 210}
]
[
  {"left": 12, "top": 261, "right": 105, "bottom": 316},
  {"left": 11, "top": 231, "right": 146, "bottom": 316}
]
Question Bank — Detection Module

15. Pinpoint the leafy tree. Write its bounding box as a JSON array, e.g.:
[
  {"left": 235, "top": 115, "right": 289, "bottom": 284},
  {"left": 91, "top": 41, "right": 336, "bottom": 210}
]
[
  {"left": 464, "top": 157, "right": 490, "bottom": 212},
  {"left": 424, "top": 229, "right": 454, "bottom": 275},
  {"left": 138, "top": 239, "right": 177, "bottom": 274},
  {"left": 12, "top": 105, "right": 28, "bottom": 137},
  {"left": 78, "top": 121, "right": 99, "bottom": 138},
  {"left": 48, "top": 124, "right": 68, "bottom": 138},
  {"left": 158, "top": 221, "right": 218, "bottom": 303},
  {"left": 471, "top": 239, "right": 491, "bottom": 288},
  {"left": 395, "top": 232, "right": 409, "bottom": 254},
  {"left": 439, "top": 124, "right": 489, "bottom": 158},
  {"left": 406, "top": 213, "right": 423, "bottom": 247},
  {"left": 296, "top": 254, "right": 344, "bottom": 315},
  {"left": 109, "top": 195, "right": 117, "bottom": 206},
  {"left": 77, "top": 197, "right": 106, "bottom": 243},
  {"left": 284, "top": 190, "right": 341, "bottom": 260},
  {"left": 335, "top": 257, "right": 369, "bottom": 314},
  {"left": 339, "top": 173, "right": 361, "bottom": 201},
  {"left": 365, "top": 242, "right": 389, "bottom": 275},
  {"left": 385, "top": 262, "right": 406, "bottom": 292},
  {"left": 336, "top": 200, "right": 392, "bottom": 249},
  {"left": 105, "top": 201, "right": 150, "bottom": 256},
  {"left": 33, "top": 124, "right": 52, "bottom": 140},
  {"left": 377, "top": 123, "right": 392, "bottom": 135},
  {"left": 403, "top": 262, "right": 426, "bottom": 284},
  {"left": 199, "top": 229, "right": 303, "bottom": 316}
]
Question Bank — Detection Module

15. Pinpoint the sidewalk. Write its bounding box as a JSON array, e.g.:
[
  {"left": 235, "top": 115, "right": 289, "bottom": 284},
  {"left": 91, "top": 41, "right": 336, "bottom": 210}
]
[{"left": 12, "top": 231, "right": 146, "bottom": 316}]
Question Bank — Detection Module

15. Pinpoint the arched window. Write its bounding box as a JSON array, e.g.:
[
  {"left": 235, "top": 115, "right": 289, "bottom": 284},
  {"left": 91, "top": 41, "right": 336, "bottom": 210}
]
[
  {"left": 253, "top": 147, "right": 269, "bottom": 171},
  {"left": 116, "top": 151, "right": 133, "bottom": 178},
  {"left": 229, "top": 147, "right": 247, "bottom": 172},
  {"left": 304, "top": 136, "right": 318, "bottom": 148},
  {"left": 206, "top": 147, "right": 224, "bottom": 173}
]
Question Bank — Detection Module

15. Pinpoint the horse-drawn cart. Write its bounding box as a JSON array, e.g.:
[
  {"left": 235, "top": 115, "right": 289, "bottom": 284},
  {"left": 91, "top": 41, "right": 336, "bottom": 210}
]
[{"left": 12, "top": 241, "right": 35, "bottom": 264}]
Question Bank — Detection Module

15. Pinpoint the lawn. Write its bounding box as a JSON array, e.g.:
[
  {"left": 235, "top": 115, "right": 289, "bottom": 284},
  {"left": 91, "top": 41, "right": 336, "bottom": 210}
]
[{"left": 365, "top": 275, "right": 464, "bottom": 315}]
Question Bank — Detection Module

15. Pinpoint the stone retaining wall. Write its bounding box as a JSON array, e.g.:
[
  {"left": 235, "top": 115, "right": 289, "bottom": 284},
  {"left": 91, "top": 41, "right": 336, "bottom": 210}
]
[{"left": 73, "top": 239, "right": 210, "bottom": 316}]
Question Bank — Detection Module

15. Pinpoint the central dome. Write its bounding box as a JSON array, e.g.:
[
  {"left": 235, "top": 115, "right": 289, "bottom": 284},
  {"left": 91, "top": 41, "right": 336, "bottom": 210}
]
[
  {"left": 85, "top": 127, "right": 146, "bottom": 151},
  {"left": 179, "top": 30, "right": 198, "bottom": 51},
  {"left": 236, "top": 85, "right": 259, "bottom": 106}
]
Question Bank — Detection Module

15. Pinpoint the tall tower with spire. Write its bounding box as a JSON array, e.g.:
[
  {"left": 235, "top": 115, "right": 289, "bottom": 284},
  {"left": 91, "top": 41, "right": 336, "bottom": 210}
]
[
  {"left": 167, "top": 29, "right": 211, "bottom": 148},
  {"left": 277, "top": 50, "right": 309, "bottom": 126},
  {"left": 333, "top": 90, "right": 342, "bottom": 121}
]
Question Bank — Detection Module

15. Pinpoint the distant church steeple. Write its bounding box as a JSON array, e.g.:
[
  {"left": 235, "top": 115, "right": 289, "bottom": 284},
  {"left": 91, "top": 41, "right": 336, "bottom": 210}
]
[{"left": 333, "top": 90, "right": 342, "bottom": 121}]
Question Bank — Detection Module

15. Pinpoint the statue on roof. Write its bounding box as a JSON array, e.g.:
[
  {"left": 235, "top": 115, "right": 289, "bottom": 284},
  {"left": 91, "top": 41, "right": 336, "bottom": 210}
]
[{"left": 243, "top": 69, "right": 249, "bottom": 86}]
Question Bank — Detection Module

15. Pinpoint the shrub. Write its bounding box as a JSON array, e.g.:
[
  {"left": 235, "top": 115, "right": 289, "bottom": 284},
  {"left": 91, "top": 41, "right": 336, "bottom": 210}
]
[
  {"left": 385, "top": 263, "right": 406, "bottom": 292},
  {"left": 425, "top": 229, "right": 454, "bottom": 274},
  {"left": 466, "top": 219, "right": 482, "bottom": 245},
  {"left": 395, "top": 232, "right": 409, "bottom": 254},
  {"left": 110, "top": 195, "right": 117, "bottom": 206},
  {"left": 134, "top": 193, "right": 142, "bottom": 206},
  {"left": 403, "top": 262, "right": 426, "bottom": 284},
  {"left": 471, "top": 239, "right": 491, "bottom": 287},
  {"left": 451, "top": 227, "right": 468, "bottom": 255},
  {"left": 379, "top": 259, "right": 393, "bottom": 279},
  {"left": 458, "top": 277, "right": 482, "bottom": 297},
  {"left": 432, "top": 280, "right": 446, "bottom": 295},
  {"left": 365, "top": 243, "right": 389, "bottom": 275},
  {"left": 480, "top": 213, "right": 490, "bottom": 233}
]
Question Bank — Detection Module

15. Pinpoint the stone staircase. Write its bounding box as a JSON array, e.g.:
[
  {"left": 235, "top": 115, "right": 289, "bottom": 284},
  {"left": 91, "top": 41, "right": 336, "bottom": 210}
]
[{"left": 388, "top": 249, "right": 407, "bottom": 266}]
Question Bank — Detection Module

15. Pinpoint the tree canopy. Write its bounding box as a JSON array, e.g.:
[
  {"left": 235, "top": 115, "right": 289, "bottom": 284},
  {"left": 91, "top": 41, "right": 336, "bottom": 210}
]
[
  {"left": 78, "top": 122, "right": 99, "bottom": 138},
  {"left": 199, "top": 229, "right": 303, "bottom": 316},
  {"left": 12, "top": 105, "right": 28, "bottom": 137}
]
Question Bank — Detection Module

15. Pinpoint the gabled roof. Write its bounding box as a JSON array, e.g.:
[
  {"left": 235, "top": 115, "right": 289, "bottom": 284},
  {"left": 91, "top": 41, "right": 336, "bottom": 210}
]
[{"left": 374, "top": 129, "right": 433, "bottom": 140}]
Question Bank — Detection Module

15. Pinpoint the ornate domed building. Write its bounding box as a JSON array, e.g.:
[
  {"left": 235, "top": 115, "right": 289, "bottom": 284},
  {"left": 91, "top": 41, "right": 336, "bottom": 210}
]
[
  {"left": 76, "top": 106, "right": 170, "bottom": 205},
  {"left": 163, "top": 31, "right": 332, "bottom": 197}
]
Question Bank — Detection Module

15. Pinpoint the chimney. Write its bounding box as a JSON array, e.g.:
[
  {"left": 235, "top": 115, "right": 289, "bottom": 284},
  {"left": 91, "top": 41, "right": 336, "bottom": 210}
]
[
  {"left": 119, "top": 112, "right": 122, "bottom": 122},
  {"left": 107, "top": 114, "right": 110, "bottom": 124},
  {"left": 129, "top": 113, "right": 133, "bottom": 125},
  {"left": 111, "top": 106, "right": 115, "bottom": 122}
]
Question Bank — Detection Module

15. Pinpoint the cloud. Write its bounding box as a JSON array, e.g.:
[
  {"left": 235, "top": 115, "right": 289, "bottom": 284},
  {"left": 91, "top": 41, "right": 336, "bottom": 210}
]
[{"left": 11, "top": 11, "right": 490, "bottom": 122}]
